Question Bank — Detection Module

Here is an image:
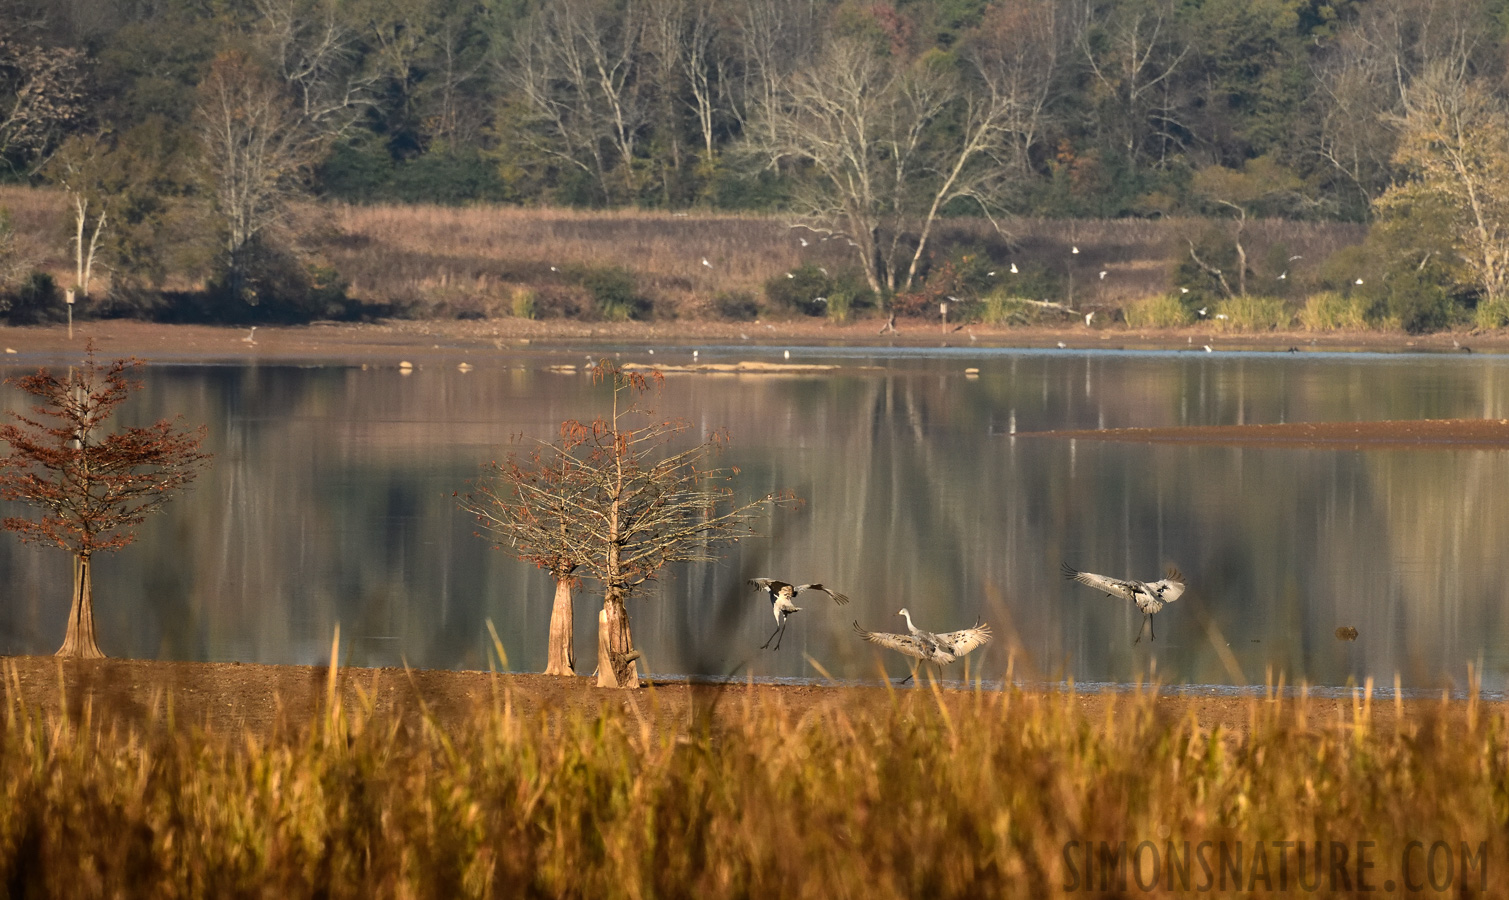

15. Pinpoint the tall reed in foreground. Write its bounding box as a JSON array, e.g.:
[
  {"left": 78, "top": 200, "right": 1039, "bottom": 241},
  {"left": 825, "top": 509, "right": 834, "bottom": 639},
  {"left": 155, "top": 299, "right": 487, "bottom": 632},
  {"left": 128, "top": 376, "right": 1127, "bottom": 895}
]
[{"left": 0, "top": 670, "right": 1503, "bottom": 897}]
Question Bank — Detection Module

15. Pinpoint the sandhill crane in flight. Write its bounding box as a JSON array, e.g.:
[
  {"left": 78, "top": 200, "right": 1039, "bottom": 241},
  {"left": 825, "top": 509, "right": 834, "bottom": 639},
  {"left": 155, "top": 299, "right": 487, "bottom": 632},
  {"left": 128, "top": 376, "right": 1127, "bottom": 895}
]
[
  {"left": 854, "top": 609, "right": 992, "bottom": 683},
  {"left": 1061, "top": 563, "right": 1185, "bottom": 643},
  {"left": 748, "top": 578, "right": 850, "bottom": 650}
]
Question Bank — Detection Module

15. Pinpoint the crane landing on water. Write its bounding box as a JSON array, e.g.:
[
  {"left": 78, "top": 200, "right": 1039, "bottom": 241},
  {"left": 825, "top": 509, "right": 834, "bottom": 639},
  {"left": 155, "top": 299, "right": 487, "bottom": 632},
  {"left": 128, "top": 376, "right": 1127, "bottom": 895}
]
[
  {"left": 1062, "top": 563, "right": 1185, "bottom": 643},
  {"left": 748, "top": 578, "right": 849, "bottom": 650},
  {"left": 854, "top": 609, "right": 992, "bottom": 684}
]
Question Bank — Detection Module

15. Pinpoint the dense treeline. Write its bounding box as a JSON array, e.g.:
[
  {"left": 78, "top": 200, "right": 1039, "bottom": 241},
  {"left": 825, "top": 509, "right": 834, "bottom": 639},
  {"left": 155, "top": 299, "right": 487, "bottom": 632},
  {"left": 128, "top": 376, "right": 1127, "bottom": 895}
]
[{"left": 3, "top": 0, "right": 1509, "bottom": 329}]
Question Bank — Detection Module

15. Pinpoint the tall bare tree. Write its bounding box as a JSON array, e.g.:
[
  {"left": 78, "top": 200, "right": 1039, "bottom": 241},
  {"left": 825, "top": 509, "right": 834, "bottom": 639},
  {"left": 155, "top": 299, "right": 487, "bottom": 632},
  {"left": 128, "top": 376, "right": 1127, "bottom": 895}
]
[
  {"left": 644, "top": 0, "right": 725, "bottom": 166},
  {"left": 748, "top": 35, "right": 1024, "bottom": 295},
  {"left": 254, "top": 0, "right": 374, "bottom": 136},
  {"left": 1310, "top": 0, "right": 1498, "bottom": 208},
  {"left": 44, "top": 131, "right": 117, "bottom": 299},
  {"left": 1076, "top": 0, "right": 1190, "bottom": 170},
  {"left": 0, "top": 34, "right": 90, "bottom": 175},
  {"left": 967, "top": 0, "right": 1071, "bottom": 175},
  {"left": 0, "top": 348, "right": 210, "bottom": 658},
  {"left": 354, "top": 0, "right": 442, "bottom": 134},
  {"left": 419, "top": 12, "right": 492, "bottom": 150},
  {"left": 507, "top": 0, "right": 649, "bottom": 203},
  {"left": 471, "top": 361, "right": 787, "bottom": 688},
  {"left": 730, "top": 0, "right": 821, "bottom": 147},
  {"left": 1379, "top": 66, "right": 1509, "bottom": 323},
  {"left": 460, "top": 435, "right": 598, "bottom": 676},
  {"left": 194, "top": 49, "right": 323, "bottom": 302}
]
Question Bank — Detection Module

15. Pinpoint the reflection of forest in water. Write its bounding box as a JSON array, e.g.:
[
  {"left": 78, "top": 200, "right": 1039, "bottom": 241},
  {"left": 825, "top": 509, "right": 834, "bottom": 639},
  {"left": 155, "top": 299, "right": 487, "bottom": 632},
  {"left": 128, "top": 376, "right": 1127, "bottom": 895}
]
[{"left": 3, "top": 351, "right": 1509, "bottom": 691}]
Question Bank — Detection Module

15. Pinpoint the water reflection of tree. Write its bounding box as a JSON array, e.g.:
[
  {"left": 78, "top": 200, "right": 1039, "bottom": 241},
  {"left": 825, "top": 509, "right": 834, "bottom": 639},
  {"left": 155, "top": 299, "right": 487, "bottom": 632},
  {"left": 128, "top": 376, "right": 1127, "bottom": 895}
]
[{"left": 7, "top": 360, "right": 1509, "bottom": 690}]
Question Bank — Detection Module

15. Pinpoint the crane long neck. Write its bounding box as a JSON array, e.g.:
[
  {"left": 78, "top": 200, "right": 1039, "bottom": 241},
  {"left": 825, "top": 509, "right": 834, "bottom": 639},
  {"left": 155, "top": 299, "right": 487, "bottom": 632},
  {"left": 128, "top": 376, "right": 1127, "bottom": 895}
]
[{"left": 901, "top": 610, "right": 916, "bottom": 631}]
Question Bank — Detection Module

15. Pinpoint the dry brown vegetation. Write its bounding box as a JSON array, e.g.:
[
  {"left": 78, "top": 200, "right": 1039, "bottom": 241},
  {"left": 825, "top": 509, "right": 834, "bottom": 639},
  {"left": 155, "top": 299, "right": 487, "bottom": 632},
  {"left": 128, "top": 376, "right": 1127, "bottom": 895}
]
[
  {"left": 313, "top": 203, "right": 1368, "bottom": 321},
  {"left": 311, "top": 203, "right": 836, "bottom": 319},
  {"left": 0, "top": 652, "right": 1503, "bottom": 897},
  {"left": 0, "top": 186, "right": 68, "bottom": 280},
  {"left": 0, "top": 185, "right": 1369, "bottom": 325}
]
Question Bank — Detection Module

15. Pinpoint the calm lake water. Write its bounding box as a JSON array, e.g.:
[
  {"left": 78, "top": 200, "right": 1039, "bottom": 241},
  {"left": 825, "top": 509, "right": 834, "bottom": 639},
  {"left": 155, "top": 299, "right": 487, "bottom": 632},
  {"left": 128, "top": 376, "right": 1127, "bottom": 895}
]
[{"left": 3, "top": 345, "right": 1509, "bottom": 693}]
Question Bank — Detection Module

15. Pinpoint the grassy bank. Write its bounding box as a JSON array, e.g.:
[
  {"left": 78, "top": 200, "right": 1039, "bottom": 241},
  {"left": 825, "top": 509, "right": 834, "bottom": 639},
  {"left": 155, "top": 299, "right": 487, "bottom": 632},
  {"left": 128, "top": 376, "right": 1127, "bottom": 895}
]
[
  {"left": 2, "top": 660, "right": 1503, "bottom": 897},
  {"left": 316, "top": 204, "right": 1367, "bottom": 323},
  {"left": 2, "top": 186, "right": 1374, "bottom": 329}
]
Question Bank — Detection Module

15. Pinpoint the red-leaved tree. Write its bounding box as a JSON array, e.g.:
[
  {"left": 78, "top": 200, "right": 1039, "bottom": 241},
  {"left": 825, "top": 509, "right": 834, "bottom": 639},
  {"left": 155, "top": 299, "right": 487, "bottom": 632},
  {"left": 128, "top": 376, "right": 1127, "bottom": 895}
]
[{"left": 0, "top": 348, "right": 211, "bottom": 658}]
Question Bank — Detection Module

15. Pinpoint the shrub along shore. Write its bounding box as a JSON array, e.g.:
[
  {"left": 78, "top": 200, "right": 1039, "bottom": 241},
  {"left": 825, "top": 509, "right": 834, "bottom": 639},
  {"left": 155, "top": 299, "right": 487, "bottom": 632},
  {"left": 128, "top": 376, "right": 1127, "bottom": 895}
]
[{"left": 0, "top": 654, "right": 1502, "bottom": 897}]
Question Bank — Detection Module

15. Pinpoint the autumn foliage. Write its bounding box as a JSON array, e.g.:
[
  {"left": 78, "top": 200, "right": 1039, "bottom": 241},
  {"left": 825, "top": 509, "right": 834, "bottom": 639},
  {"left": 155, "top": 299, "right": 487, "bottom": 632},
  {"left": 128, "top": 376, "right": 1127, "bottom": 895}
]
[{"left": 0, "top": 347, "right": 210, "bottom": 657}]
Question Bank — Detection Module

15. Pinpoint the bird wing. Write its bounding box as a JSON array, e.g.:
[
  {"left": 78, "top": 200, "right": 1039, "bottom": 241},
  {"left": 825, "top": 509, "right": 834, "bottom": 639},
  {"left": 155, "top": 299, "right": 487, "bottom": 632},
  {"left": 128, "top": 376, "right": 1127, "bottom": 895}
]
[
  {"left": 852, "top": 621, "right": 930, "bottom": 661},
  {"left": 936, "top": 621, "right": 992, "bottom": 657},
  {"left": 798, "top": 584, "right": 849, "bottom": 605},
  {"left": 1061, "top": 563, "right": 1138, "bottom": 601},
  {"left": 1149, "top": 568, "right": 1186, "bottom": 603},
  {"left": 748, "top": 578, "right": 789, "bottom": 593}
]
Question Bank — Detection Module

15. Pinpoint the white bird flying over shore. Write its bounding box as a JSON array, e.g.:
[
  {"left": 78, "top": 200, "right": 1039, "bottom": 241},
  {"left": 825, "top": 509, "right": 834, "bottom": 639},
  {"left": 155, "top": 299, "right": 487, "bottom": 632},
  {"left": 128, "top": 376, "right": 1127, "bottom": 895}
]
[{"left": 1061, "top": 563, "right": 1185, "bottom": 643}]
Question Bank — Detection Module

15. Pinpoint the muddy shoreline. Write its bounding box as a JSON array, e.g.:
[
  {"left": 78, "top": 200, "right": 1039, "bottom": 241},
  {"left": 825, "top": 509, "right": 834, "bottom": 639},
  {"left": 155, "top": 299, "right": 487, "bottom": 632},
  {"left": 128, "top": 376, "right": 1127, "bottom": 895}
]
[
  {"left": 0, "top": 318, "right": 1502, "bottom": 367},
  {"left": 0, "top": 655, "right": 1485, "bottom": 743}
]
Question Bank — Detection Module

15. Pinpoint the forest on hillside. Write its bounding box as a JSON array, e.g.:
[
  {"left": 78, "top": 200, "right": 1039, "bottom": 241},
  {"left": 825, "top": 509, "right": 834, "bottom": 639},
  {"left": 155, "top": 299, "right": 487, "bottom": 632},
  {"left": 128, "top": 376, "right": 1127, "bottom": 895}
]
[{"left": 2, "top": 0, "right": 1509, "bottom": 331}]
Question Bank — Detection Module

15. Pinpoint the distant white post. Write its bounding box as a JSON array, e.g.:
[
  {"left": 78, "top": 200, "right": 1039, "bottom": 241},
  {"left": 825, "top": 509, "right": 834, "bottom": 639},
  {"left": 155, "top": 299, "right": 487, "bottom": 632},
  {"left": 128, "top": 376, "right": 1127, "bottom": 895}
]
[{"left": 65, "top": 288, "right": 76, "bottom": 339}]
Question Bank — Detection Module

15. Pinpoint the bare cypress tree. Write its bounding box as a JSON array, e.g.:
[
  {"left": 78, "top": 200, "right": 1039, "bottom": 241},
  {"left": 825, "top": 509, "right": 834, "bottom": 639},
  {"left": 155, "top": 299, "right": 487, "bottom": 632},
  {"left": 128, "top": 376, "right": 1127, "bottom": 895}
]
[
  {"left": 0, "top": 347, "right": 210, "bottom": 658},
  {"left": 461, "top": 437, "right": 596, "bottom": 676},
  {"left": 463, "top": 360, "right": 791, "bottom": 687}
]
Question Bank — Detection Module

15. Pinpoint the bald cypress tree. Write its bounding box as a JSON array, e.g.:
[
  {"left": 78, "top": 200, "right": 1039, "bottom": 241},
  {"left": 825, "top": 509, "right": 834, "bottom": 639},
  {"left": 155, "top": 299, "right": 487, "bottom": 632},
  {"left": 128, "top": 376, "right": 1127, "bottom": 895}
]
[{"left": 0, "top": 347, "right": 210, "bottom": 658}]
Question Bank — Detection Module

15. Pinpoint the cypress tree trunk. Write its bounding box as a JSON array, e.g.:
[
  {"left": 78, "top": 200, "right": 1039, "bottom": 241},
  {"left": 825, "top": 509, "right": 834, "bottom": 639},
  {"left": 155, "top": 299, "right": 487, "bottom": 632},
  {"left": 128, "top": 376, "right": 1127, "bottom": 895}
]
[
  {"left": 543, "top": 576, "right": 576, "bottom": 676},
  {"left": 57, "top": 554, "right": 104, "bottom": 659},
  {"left": 595, "top": 591, "right": 640, "bottom": 689}
]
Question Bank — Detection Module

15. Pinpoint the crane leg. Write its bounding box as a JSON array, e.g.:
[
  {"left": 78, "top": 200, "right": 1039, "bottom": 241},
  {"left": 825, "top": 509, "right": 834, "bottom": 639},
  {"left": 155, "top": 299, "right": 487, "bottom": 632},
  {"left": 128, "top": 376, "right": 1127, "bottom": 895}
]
[
  {"left": 899, "top": 668, "right": 915, "bottom": 686},
  {"left": 1133, "top": 616, "right": 1146, "bottom": 644},
  {"left": 760, "top": 622, "right": 784, "bottom": 650},
  {"left": 1150, "top": 616, "right": 1156, "bottom": 642}
]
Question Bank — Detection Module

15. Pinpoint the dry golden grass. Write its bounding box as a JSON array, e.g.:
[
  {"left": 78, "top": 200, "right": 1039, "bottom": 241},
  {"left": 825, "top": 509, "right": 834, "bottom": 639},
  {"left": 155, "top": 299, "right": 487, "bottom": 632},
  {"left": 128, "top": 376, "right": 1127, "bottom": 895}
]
[
  {"left": 314, "top": 205, "right": 1367, "bottom": 323},
  {"left": 1, "top": 655, "right": 1503, "bottom": 898},
  {"left": 0, "top": 185, "right": 70, "bottom": 281},
  {"left": 0, "top": 185, "right": 1374, "bottom": 326},
  {"left": 311, "top": 202, "right": 845, "bottom": 319}
]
